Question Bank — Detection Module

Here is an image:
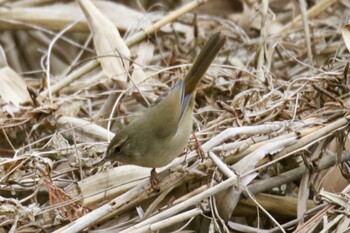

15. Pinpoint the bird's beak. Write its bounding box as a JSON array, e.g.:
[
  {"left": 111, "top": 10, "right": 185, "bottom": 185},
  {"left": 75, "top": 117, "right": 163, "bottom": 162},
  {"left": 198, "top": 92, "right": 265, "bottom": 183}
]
[{"left": 95, "top": 151, "right": 108, "bottom": 166}]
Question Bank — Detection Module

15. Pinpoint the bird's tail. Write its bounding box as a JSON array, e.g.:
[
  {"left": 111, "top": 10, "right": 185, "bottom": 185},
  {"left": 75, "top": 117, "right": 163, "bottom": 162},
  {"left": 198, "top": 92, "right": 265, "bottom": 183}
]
[{"left": 184, "top": 32, "right": 226, "bottom": 96}]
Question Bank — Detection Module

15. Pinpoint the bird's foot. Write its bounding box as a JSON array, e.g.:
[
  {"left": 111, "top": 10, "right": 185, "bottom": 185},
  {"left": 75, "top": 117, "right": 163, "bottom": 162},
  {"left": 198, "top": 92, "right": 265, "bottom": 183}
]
[
  {"left": 150, "top": 168, "right": 160, "bottom": 191},
  {"left": 192, "top": 131, "right": 205, "bottom": 162}
]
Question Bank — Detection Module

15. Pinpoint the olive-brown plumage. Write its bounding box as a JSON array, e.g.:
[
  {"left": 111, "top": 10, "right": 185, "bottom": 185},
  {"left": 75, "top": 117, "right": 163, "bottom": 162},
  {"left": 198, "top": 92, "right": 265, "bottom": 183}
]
[{"left": 106, "top": 32, "right": 225, "bottom": 168}]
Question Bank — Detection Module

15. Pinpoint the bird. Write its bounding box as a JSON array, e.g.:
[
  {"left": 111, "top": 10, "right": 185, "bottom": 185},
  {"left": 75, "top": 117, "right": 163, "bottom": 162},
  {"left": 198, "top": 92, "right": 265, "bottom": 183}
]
[{"left": 105, "top": 32, "right": 225, "bottom": 187}]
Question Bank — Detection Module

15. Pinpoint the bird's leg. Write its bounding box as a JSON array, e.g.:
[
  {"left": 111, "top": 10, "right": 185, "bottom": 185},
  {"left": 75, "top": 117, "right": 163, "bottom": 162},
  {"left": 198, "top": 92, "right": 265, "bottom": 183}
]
[
  {"left": 192, "top": 131, "right": 205, "bottom": 162},
  {"left": 150, "top": 168, "right": 160, "bottom": 191}
]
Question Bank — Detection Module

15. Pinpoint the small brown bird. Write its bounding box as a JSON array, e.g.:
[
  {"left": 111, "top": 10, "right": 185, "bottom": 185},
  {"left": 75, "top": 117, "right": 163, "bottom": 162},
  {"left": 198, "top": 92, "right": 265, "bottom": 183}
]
[{"left": 106, "top": 32, "right": 225, "bottom": 185}]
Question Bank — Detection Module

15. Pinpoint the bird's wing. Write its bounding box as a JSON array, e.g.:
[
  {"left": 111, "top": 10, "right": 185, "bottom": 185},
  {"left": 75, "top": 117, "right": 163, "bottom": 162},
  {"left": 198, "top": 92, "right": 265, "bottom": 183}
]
[{"left": 147, "top": 80, "right": 185, "bottom": 137}]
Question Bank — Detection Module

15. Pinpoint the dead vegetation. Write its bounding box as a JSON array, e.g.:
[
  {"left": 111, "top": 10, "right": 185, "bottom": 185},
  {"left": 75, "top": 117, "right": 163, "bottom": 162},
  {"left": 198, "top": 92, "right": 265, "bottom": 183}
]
[{"left": 1, "top": 0, "right": 350, "bottom": 232}]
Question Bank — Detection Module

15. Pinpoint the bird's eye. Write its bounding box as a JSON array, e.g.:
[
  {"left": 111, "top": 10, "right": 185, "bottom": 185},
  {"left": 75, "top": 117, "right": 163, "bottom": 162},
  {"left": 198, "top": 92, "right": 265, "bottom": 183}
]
[{"left": 114, "top": 146, "right": 121, "bottom": 154}]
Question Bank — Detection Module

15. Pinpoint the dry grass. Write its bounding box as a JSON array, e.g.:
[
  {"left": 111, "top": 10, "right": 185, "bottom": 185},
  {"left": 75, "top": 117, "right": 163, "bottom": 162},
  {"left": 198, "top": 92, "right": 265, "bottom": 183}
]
[{"left": 1, "top": 0, "right": 350, "bottom": 232}]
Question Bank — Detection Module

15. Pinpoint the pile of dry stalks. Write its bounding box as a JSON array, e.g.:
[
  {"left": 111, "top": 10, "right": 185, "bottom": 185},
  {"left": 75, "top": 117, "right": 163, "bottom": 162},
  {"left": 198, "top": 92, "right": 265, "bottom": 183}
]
[{"left": 1, "top": 0, "right": 350, "bottom": 232}]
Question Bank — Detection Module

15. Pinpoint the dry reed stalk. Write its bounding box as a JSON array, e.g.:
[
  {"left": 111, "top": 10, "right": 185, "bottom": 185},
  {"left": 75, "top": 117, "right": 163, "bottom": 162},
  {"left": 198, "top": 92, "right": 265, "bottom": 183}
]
[{"left": 1, "top": 0, "right": 350, "bottom": 232}]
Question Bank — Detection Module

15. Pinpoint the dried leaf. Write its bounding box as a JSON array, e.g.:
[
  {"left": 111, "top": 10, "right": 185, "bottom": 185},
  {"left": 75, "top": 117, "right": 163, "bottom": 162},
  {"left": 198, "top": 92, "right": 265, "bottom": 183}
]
[
  {"left": 131, "top": 42, "right": 154, "bottom": 85},
  {"left": 232, "top": 137, "right": 297, "bottom": 174},
  {"left": 342, "top": 24, "right": 350, "bottom": 53},
  {"left": 297, "top": 172, "right": 310, "bottom": 221},
  {"left": 56, "top": 100, "right": 84, "bottom": 117},
  {"left": 0, "top": 1, "right": 150, "bottom": 32},
  {"left": 78, "top": 0, "right": 130, "bottom": 82},
  {"left": 0, "top": 67, "right": 31, "bottom": 106},
  {"left": 0, "top": 44, "right": 8, "bottom": 68},
  {"left": 215, "top": 174, "right": 257, "bottom": 221},
  {"left": 320, "top": 190, "right": 349, "bottom": 207},
  {"left": 66, "top": 165, "right": 150, "bottom": 208},
  {"left": 335, "top": 216, "right": 350, "bottom": 233}
]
